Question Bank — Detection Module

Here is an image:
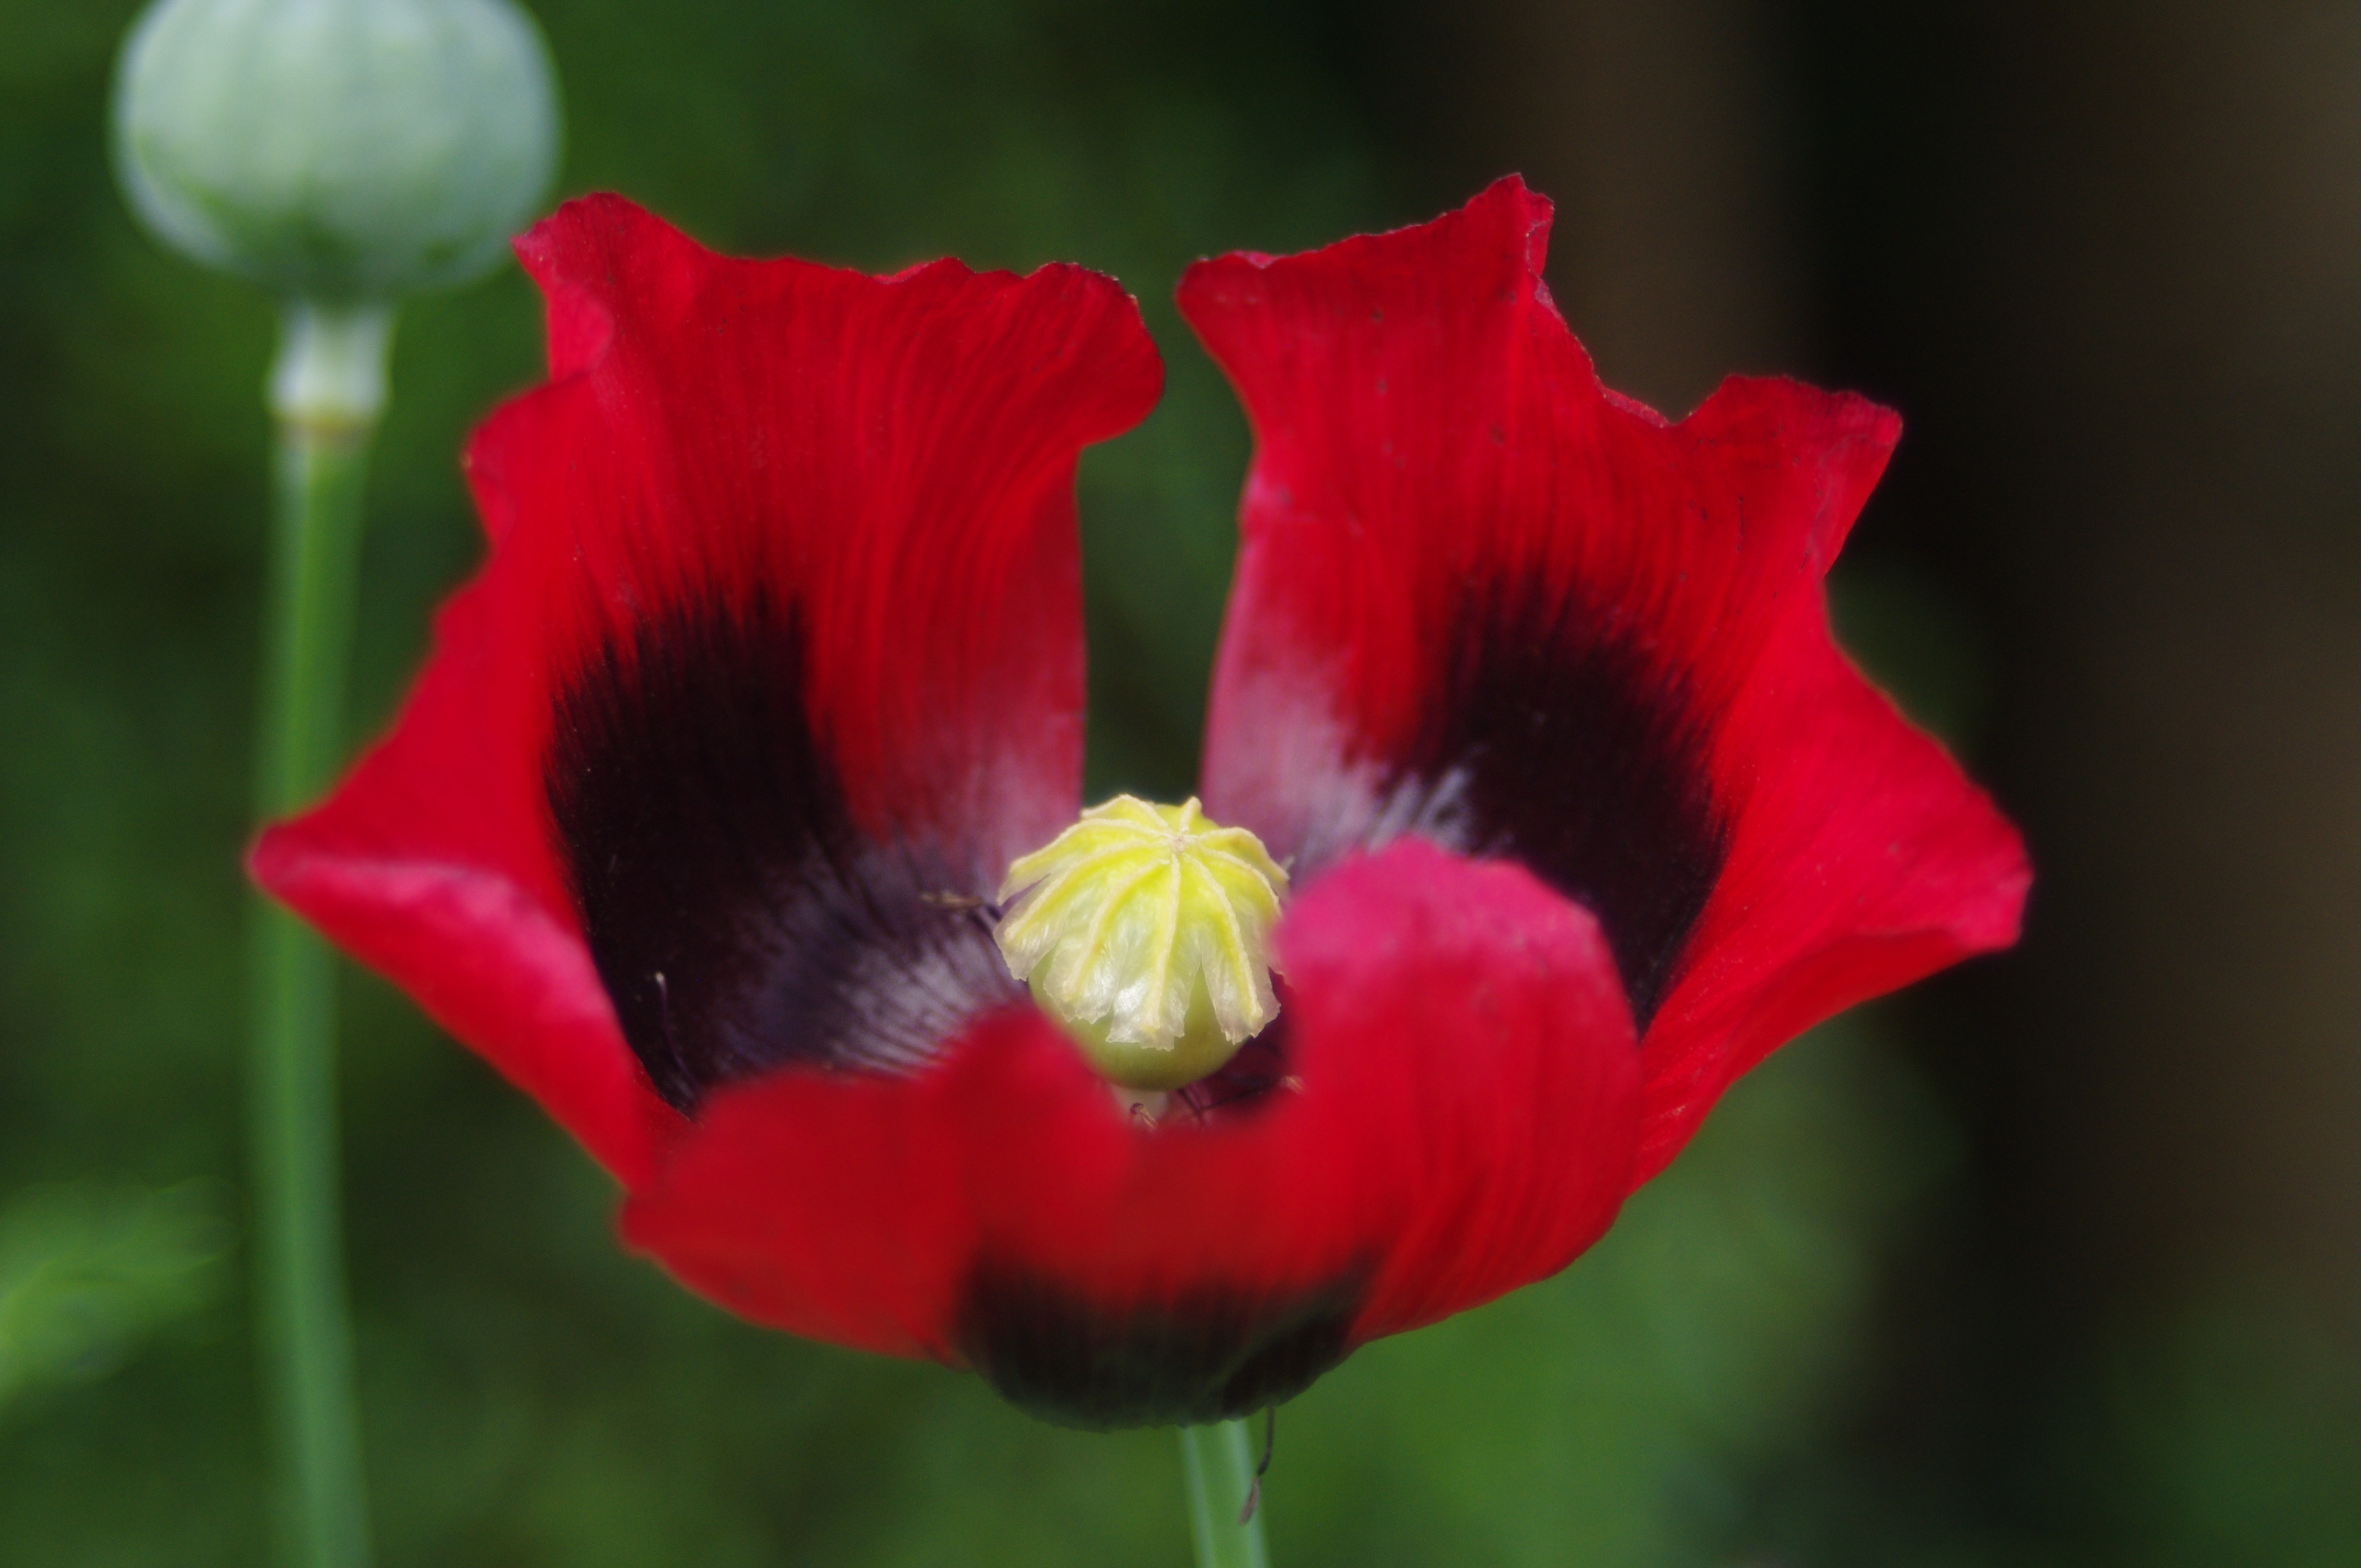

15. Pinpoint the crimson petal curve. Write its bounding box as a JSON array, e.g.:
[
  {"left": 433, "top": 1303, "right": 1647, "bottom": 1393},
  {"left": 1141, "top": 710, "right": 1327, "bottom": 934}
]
[
  {"left": 1178, "top": 176, "right": 2028, "bottom": 1186},
  {"left": 621, "top": 837, "right": 1642, "bottom": 1428}
]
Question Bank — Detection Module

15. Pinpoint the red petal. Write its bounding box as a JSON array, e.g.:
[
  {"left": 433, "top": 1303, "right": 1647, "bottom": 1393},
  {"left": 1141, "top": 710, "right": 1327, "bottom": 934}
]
[
  {"left": 253, "top": 196, "right": 1161, "bottom": 1170},
  {"left": 620, "top": 837, "right": 1642, "bottom": 1427},
  {"left": 1632, "top": 587, "right": 2029, "bottom": 1179},
  {"left": 1179, "top": 178, "right": 2027, "bottom": 1185},
  {"left": 498, "top": 195, "right": 1161, "bottom": 856},
  {"left": 250, "top": 567, "right": 681, "bottom": 1185},
  {"left": 1266, "top": 840, "right": 1643, "bottom": 1338}
]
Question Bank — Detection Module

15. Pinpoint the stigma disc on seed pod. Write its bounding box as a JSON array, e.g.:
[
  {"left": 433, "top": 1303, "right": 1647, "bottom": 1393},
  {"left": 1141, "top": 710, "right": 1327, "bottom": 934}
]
[{"left": 994, "top": 796, "right": 1288, "bottom": 1095}]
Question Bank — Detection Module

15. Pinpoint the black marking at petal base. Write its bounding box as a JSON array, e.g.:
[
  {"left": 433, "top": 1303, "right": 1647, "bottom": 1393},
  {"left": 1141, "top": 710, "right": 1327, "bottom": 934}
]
[
  {"left": 544, "top": 584, "right": 1020, "bottom": 1112},
  {"left": 1396, "top": 573, "right": 1730, "bottom": 1026},
  {"left": 955, "top": 1260, "right": 1364, "bottom": 1430}
]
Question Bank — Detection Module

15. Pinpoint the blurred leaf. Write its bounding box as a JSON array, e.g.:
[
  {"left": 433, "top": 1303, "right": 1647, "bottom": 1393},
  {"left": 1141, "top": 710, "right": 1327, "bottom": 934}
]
[{"left": 0, "top": 1179, "right": 232, "bottom": 1408}]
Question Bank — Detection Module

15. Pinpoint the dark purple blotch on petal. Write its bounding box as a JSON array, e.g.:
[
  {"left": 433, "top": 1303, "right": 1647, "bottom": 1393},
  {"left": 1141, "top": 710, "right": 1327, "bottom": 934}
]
[
  {"left": 545, "top": 585, "right": 1019, "bottom": 1110},
  {"left": 954, "top": 1257, "right": 1367, "bottom": 1430},
  {"left": 1390, "top": 573, "right": 1731, "bottom": 1025}
]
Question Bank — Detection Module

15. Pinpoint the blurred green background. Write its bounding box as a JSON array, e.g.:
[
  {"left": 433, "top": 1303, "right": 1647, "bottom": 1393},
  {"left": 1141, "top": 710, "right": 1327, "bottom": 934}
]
[{"left": 4, "top": 1, "right": 2359, "bottom": 1562}]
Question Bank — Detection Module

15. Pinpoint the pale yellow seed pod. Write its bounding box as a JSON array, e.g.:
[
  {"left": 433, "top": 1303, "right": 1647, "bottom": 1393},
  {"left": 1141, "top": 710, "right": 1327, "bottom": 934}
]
[{"left": 994, "top": 796, "right": 1288, "bottom": 1092}]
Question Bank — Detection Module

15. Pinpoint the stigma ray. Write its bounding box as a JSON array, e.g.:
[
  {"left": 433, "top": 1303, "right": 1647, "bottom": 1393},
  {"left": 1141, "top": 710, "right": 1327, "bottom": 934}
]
[{"left": 994, "top": 796, "right": 1288, "bottom": 1093}]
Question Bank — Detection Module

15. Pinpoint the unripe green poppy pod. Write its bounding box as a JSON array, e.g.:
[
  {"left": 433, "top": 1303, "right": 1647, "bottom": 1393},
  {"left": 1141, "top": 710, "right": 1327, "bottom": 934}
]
[{"left": 111, "top": 0, "right": 562, "bottom": 303}]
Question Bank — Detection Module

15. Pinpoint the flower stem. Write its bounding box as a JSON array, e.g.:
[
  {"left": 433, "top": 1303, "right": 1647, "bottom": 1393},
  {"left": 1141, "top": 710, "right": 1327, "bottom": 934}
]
[
  {"left": 1179, "top": 1420, "right": 1271, "bottom": 1568},
  {"left": 250, "top": 300, "right": 390, "bottom": 1568}
]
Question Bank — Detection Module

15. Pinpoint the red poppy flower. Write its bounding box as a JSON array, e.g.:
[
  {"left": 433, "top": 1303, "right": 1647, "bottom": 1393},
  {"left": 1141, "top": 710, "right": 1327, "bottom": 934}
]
[{"left": 252, "top": 178, "right": 2028, "bottom": 1430}]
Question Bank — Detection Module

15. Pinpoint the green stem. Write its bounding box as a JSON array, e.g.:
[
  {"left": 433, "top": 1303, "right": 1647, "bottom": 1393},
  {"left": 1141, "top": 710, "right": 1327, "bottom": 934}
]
[
  {"left": 1179, "top": 1420, "right": 1270, "bottom": 1568},
  {"left": 250, "top": 300, "right": 391, "bottom": 1568}
]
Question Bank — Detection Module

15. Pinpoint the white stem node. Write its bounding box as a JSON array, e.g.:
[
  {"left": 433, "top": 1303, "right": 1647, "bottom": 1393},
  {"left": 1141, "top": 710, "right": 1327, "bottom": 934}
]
[{"left": 270, "top": 300, "right": 395, "bottom": 434}]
